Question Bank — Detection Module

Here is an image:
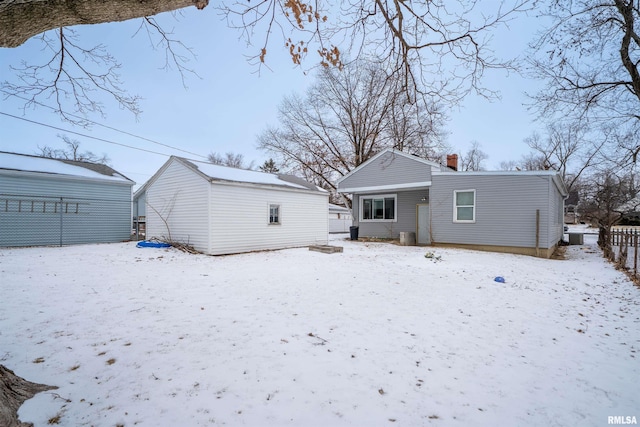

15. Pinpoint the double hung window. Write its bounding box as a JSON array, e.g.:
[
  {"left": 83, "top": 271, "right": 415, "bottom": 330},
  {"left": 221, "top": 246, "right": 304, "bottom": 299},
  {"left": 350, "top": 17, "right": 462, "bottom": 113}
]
[
  {"left": 269, "top": 204, "right": 280, "bottom": 224},
  {"left": 454, "top": 190, "right": 475, "bottom": 222}
]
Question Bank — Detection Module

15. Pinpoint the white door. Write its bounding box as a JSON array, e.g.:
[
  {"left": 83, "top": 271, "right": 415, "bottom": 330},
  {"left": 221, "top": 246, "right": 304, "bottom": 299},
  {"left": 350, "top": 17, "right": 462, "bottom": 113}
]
[{"left": 417, "top": 204, "right": 430, "bottom": 245}]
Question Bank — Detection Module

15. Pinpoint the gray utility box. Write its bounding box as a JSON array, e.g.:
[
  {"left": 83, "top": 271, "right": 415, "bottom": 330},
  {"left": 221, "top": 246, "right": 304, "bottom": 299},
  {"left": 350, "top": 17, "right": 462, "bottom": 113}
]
[
  {"left": 400, "top": 232, "right": 416, "bottom": 246},
  {"left": 568, "top": 233, "right": 584, "bottom": 245}
]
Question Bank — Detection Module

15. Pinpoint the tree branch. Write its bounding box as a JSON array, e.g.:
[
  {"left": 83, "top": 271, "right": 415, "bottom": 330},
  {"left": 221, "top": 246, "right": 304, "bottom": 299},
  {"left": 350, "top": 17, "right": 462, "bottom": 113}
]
[{"left": 0, "top": 0, "right": 208, "bottom": 48}]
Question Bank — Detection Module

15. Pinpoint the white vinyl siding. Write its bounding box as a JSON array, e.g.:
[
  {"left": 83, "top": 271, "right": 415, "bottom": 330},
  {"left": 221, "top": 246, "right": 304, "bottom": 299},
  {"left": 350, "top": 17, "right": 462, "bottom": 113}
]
[
  {"left": 145, "top": 160, "right": 211, "bottom": 251},
  {"left": 209, "top": 183, "right": 327, "bottom": 255},
  {"left": 145, "top": 157, "right": 329, "bottom": 255}
]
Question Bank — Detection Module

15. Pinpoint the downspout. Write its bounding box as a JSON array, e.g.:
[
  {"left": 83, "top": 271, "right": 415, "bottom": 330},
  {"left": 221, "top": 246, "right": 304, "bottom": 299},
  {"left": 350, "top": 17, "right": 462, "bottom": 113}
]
[
  {"left": 59, "top": 197, "right": 63, "bottom": 247},
  {"left": 535, "top": 209, "right": 540, "bottom": 257},
  {"left": 208, "top": 181, "right": 212, "bottom": 255}
]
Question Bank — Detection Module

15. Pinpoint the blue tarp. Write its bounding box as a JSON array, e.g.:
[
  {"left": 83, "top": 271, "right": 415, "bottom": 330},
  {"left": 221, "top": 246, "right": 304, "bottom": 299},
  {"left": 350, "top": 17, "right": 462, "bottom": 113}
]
[{"left": 136, "top": 241, "right": 171, "bottom": 248}]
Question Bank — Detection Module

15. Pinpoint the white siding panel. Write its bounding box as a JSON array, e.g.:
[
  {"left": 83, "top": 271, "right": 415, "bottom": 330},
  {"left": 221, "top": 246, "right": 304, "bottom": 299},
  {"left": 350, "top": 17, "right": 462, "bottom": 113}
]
[
  {"left": 146, "top": 160, "right": 210, "bottom": 252},
  {"left": 209, "top": 183, "right": 328, "bottom": 255},
  {"left": 329, "top": 218, "right": 351, "bottom": 233}
]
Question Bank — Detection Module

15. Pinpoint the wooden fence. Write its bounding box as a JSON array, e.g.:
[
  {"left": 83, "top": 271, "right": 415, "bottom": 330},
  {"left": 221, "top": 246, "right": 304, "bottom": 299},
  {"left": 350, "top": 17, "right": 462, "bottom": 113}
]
[{"left": 610, "top": 228, "right": 640, "bottom": 278}]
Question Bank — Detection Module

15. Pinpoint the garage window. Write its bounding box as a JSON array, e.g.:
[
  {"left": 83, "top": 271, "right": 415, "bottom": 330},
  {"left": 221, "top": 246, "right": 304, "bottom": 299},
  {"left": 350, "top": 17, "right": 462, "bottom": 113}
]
[{"left": 269, "top": 204, "right": 280, "bottom": 224}]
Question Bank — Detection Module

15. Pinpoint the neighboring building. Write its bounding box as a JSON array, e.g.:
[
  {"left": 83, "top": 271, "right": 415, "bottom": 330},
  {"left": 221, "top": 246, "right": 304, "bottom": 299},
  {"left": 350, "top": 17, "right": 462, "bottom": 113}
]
[
  {"left": 337, "top": 149, "right": 568, "bottom": 258},
  {"left": 0, "top": 151, "right": 134, "bottom": 247},
  {"left": 619, "top": 211, "right": 640, "bottom": 226},
  {"left": 132, "top": 187, "right": 146, "bottom": 239},
  {"left": 138, "top": 156, "right": 329, "bottom": 255},
  {"left": 329, "top": 203, "right": 352, "bottom": 233},
  {"left": 564, "top": 190, "right": 580, "bottom": 224}
]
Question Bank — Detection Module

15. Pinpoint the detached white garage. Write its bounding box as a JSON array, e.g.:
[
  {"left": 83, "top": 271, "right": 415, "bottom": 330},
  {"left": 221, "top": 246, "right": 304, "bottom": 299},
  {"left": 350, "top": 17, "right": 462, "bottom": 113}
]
[{"left": 139, "top": 156, "right": 329, "bottom": 255}]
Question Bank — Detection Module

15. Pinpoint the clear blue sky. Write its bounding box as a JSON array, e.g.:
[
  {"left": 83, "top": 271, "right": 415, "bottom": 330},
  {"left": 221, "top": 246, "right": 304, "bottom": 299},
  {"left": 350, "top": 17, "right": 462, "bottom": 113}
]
[{"left": 0, "top": 5, "right": 545, "bottom": 189}]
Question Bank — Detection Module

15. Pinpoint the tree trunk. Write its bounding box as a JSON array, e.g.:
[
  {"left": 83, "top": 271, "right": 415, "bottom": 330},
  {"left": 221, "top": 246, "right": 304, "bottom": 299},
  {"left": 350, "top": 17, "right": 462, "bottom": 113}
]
[
  {"left": 0, "top": 365, "right": 57, "bottom": 427},
  {"left": 0, "top": 0, "right": 208, "bottom": 48},
  {"left": 598, "top": 225, "right": 615, "bottom": 260}
]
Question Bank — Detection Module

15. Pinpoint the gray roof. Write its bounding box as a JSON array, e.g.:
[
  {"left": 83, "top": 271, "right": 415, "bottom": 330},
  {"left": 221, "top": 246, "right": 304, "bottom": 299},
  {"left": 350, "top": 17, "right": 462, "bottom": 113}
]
[
  {"left": 135, "top": 156, "right": 326, "bottom": 199},
  {"left": 0, "top": 151, "right": 134, "bottom": 184}
]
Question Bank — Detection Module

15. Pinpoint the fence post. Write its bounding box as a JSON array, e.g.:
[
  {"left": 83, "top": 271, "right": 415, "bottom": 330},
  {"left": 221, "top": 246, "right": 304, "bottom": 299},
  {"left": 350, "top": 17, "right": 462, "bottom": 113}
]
[
  {"left": 633, "top": 230, "right": 638, "bottom": 277},
  {"left": 611, "top": 229, "right": 615, "bottom": 249}
]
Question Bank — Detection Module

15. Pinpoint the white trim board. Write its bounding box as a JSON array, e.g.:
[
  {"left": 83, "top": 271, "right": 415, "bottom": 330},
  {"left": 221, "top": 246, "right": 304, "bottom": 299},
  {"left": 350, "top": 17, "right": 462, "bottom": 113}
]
[{"left": 338, "top": 181, "right": 432, "bottom": 194}]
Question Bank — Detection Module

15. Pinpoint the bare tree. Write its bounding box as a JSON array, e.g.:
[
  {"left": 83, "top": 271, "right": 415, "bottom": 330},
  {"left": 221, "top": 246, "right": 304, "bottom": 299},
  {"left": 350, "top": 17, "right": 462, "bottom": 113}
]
[
  {"left": 386, "top": 93, "right": 448, "bottom": 159},
  {"left": 522, "top": 132, "right": 553, "bottom": 169},
  {"left": 207, "top": 152, "right": 255, "bottom": 169},
  {"left": 1, "top": 15, "right": 198, "bottom": 124},
  {"left": 1, "top": 0, "right": 532, "bottom": 122},
  {"left": 458, "top": 141, "right": 487, "bottom": 171},
  {"left": 220, "top": 0, "right": 532, "bottom": 103},
  {"left": 2, "top": 28, "right": 141, "bottom": 123},
  {"left": 579, "top": 167, "right": 640, "bottom": 259},
  {"left": 518, "top": 151, "right": 548, "bottom": 171},
  {"left": 257, "top": 60, "right": 448, "bottom": 199},
  {"left": 498, "top": 159, "right": 520, "bottom": 171},
  {"left": 146, "top": 191, "right": 179, "bottom": 243},
  {"left": 522, "top": 123, "right": 605, "bottom": 191},
  {"left": 38, "top": 135, "right": 110, "bottom": 165},
  {"left": 529, "top": 0, "right": 640, "bottom": 163}
]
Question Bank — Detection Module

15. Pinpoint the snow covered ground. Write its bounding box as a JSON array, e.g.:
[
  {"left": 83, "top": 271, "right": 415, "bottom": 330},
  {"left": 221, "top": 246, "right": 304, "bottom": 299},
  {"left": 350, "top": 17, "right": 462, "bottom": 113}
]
[{"left": 1, "top": 230, "right": 638, "bottom": 427}]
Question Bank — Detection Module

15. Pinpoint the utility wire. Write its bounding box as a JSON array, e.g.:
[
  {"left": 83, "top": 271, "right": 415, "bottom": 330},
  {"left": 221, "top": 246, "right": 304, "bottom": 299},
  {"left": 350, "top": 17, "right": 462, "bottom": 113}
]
[
  {"left": 0, "top": 90, "right": 207, "bottom": 159},
  {"left": 0, "top": 111, "right": 200, "bottom": 160}
]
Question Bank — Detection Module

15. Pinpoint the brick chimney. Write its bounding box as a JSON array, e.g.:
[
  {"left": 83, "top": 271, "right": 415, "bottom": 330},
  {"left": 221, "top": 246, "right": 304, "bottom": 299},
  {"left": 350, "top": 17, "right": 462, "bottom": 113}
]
[{"left": 446, "top": 154, "right": 458, "bottom": 171}]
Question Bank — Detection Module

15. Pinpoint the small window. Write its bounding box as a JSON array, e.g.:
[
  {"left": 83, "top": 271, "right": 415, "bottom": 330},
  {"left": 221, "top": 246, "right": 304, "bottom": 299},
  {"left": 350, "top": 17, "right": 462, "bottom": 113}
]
[
  {"left": 269, "top": 204, "right": 280, "bottom": 224},
  {"left": 454, "top": 190, "right": 475, "bottom": 223},
  {"left": 360, "top": 194, "right": 396, "bottom": 222}
]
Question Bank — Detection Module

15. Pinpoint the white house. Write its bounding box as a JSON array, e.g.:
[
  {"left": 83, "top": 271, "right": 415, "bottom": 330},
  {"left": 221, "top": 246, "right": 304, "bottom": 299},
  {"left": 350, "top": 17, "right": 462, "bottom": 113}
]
[{"left": 138, "top": 156, "right": 329, "bottom": 255}]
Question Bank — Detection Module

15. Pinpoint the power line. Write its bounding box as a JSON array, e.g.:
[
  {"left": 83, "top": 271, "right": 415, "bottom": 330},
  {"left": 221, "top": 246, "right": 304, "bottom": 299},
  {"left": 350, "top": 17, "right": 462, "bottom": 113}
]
[
  {"left": 0, "top": 111, "right": 200, "bottom": 160},
  {"left": 0, "top": 90, "right": 208, "bottom": 159}
]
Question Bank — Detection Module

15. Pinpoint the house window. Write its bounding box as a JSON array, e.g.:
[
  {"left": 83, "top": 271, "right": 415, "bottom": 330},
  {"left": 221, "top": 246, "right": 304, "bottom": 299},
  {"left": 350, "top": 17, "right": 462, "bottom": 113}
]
[
  {"left": 360, "top": 194, "right": 396, "bottom": 221},
  {"left": 454, "top": 190, "right": 475, "bottom": 222},
  {"left": 269, "top": 204, "right": 280, "bottom": 224}
]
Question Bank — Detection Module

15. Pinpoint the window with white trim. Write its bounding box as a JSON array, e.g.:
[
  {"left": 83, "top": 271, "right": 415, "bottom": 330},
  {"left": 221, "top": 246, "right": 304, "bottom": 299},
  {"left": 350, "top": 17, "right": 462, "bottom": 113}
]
[
  {"left": 360, "top": 194, "right": 396, "bottom": 221},
  {"left": 454, "top": 190, "right": 475, "bottom": 222},
  {"left": 269, "top": 204, "right": 280, "bottom": 224}
]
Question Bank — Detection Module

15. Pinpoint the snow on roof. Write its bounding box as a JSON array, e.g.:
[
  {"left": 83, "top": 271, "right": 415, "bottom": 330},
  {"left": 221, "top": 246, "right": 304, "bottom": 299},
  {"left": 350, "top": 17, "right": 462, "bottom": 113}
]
[
  {"left": 329, "top": 203, "right": 350, "bottom": 212},
  {"left": 0, "top": 151, "right": 133, "bottom": 183},
  {"left": 183, "top": 158, "right": 323, "bottom": 191}
]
